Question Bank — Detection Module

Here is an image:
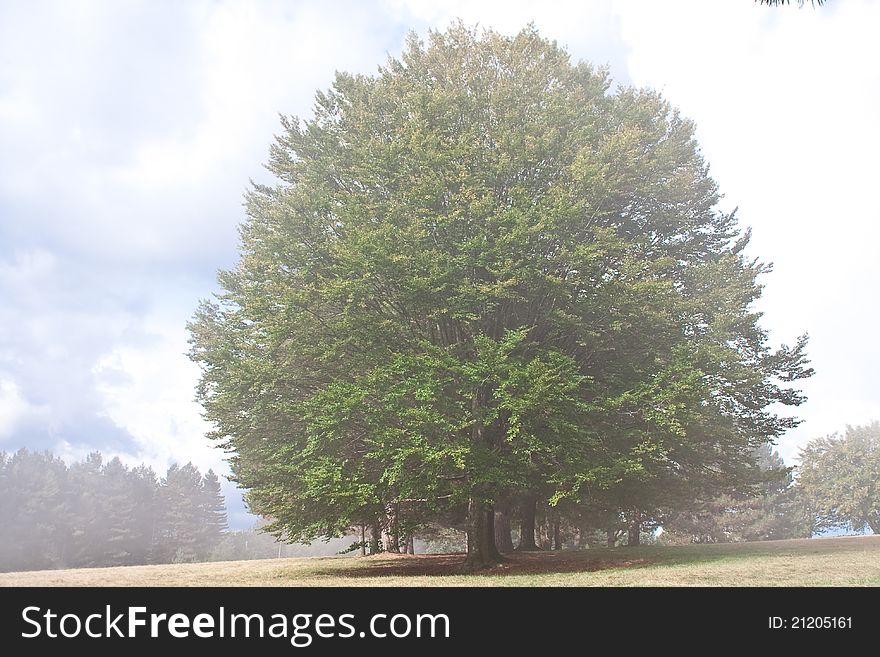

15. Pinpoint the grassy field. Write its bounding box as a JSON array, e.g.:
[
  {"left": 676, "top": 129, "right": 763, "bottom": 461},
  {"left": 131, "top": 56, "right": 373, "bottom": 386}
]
[{"left": 1, "top": 535, "right": 878, "bottom": 587}]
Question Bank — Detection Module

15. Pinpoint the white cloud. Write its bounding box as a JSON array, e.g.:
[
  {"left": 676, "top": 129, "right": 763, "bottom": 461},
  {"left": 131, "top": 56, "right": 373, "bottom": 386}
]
[
  {"left": 0, "top": 1, "right": 405, "bottom": 268},
  {"left": 90, "top": 321, "right": 222, "bottom": 475},
  {"left": 0, "top": 378, "right": 44, "bottom": 443}
]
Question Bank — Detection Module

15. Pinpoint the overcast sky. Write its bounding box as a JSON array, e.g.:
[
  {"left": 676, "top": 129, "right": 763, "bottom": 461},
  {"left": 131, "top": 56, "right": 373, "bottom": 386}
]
[{"left": 1, "top": 0, "right": 878, "bottom": 529}]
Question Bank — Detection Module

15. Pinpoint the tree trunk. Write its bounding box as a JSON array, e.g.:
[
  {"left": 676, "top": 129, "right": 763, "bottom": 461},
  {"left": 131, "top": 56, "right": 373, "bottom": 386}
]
[
  {"left": 487, "top": 503, "right": 502, "bottom": 561},
  {"left": 464, "top": 384, "right": 503, "bottom": 568},
  {"left": 370, "top": 521, "right": 381, "bottom": 554},
  {"left": 465, "top": 498, "right": 502, "bottom": 569},
  {"left": 406, "top": 534, "right": 415, "bottom": 554},
  {"left": 552, "top": 515, "right": 561, "bottom": 551},
  {"left": 494, "top": 497, "right": 515, "bottom": 553},
  {"left": 494, "top": 510, "right": 515, "bottom": 553},
  {"left": 517, "top": 493, "right": 541, "bottom": 551},
  {"left": 627, "top": 510, "right": 641, "bottom": 547},
  {"left": 606, "top": 529, "right": 617, "bottom": 548},
  {"left": 360, "top": 524, "right": 366, "bottom": 556},
  {"left": 867, "top": 515, "right": 880, "bottom": 535},
  {"left": 383, "top": 503, "right": 400, "bottom": 553}
]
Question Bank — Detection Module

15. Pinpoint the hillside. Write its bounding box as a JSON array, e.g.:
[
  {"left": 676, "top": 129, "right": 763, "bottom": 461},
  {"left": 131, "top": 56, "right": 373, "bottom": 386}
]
[{"left": 1, "top": 535, "right": 878, "bottom": 587}]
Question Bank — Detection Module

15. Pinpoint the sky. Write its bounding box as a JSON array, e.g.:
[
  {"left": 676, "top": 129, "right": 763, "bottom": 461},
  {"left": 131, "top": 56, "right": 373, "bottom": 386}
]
[{"left": 1, "top": 0, "right": 878, "bottom": 529}]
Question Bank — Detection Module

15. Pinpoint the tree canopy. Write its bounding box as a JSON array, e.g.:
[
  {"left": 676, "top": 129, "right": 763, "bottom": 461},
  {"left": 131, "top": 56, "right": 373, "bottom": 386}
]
[
  {"left": 797, "top": 421, "right": 880, "bottom": 535},
  {"left": 188, "top": 24, "right": 812, "bottom": 567}
]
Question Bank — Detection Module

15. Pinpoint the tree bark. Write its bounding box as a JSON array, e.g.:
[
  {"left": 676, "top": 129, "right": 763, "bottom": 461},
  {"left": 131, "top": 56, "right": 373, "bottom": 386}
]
[
  {"left": 867, "top": 515, "right": 880, "bottom": 535},
  {"left": 465, "top": 498, "right": 502, "bottom": 569},
  {"left": 552, "top": 515, "right": 562, "bottom": 551},
  {"left": 406, "top": 534, "right": 415, "bottom": 554},
  {"left": 606, "top": 529, "right": 617, "bottom": 548},
  {"left": 369, "top": 521, "right": 381, "bottom": 554},
  {"left": 494, "top": 497, "right": 515, "bottom": 553},
  {"left": 517, "top": 493, "right": 541, "bottom": 551},
  {"left": 463, "top": 384, "right": 503, "bottom": 568},
  {"left": 360, "top": 523, "right": 366, "bottom": 556},
  {"left": 494, "top": 509, "right": 515, "bottom": 553},
  {"left": 383, "top": 502, "right": 400, "bottom": 553},
  {"left": 627, "top": 510, "right": 641, "bottom": 547},
  {"left": 487, "top": 505, "right": 502, "bottom": 561}
]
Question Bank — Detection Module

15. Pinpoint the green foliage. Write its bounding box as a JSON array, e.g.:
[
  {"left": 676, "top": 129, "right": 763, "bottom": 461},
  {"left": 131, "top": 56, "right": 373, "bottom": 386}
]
[
  {"left": 797, "top": 421, "right": 880, "bottom": 535},
  {"left": 188, "top": 23, "right": 812, "bottom": 563}
]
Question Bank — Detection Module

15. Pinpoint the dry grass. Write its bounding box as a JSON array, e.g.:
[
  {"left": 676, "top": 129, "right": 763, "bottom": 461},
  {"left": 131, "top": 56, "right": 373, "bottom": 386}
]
[{"left": 1, "top": 535, "right": 878, "bottom": 587}]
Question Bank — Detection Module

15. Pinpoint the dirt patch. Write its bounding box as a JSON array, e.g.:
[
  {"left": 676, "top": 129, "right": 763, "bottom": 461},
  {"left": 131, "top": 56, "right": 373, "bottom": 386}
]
[{"left": 323, "top": 550, "right": 654, "bottom": 578}]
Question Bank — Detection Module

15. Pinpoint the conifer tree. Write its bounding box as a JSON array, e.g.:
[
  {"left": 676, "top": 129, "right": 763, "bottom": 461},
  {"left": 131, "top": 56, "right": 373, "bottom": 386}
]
[{"left": 199, "top": 469, "right": 228, "bottom": 556}]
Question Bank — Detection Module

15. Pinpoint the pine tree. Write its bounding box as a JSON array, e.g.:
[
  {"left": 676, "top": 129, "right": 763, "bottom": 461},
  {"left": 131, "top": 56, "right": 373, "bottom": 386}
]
[
  {"left": 97, "top": 457, "right": 143, "bottom": 566},
  {"left": 156, "top": 463, "right": 205, "bottom": 563},
  {"left": 0, "top": 449, "right": 69, "bottom": 571},
  {"left": 128, "top": 464, "right": 160, "bottom": 564},
  {"left": 198, "top": 469, "right": 228, "bottom": 557},
  {"left": 64, "top": 451, "right": 107, "bottom": 567}
]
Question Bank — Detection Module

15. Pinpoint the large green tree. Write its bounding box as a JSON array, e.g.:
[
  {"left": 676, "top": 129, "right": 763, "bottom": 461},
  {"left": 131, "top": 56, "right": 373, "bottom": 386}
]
[
  {"left": 797, "top": 422, "right": 880, "bottom": 535},
  {"left": 189, "top": 24, "right": 811, "bottom": 567}
]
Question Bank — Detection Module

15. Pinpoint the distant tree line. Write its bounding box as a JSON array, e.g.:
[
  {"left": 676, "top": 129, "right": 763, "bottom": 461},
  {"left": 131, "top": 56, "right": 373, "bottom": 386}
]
[{"left": 0, "top": 449, "right": 227, "bottom": 572}]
